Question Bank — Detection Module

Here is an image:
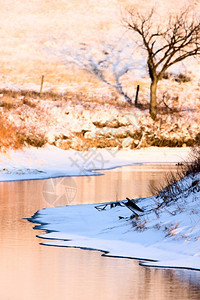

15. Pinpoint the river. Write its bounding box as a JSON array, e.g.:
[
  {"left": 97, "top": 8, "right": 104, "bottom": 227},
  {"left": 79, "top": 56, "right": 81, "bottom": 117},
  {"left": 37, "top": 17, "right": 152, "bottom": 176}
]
[{"left": 0, "top": 164, "right": 200, "bottom": 300}]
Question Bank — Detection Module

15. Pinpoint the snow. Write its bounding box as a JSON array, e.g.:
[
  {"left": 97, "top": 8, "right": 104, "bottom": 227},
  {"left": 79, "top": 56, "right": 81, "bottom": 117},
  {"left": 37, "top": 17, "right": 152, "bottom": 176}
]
[
  {"left": 2, "top": 144, "right": 199, "bottom": 270},
  {"left": 30, "top": 171, "right": 200, "bottom": 271},
  {"left": 0, "top": 145, "right": 190, "bottom": 181}
]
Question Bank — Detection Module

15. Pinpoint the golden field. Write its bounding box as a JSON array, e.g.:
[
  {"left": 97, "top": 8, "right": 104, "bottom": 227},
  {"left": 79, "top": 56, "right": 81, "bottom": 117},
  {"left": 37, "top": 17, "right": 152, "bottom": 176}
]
[
  {"left": 0, "top": 0, "right": 199, "bottom": 91},
  {"left": 0, "top": 0, "right": 199, "bottom": 150}
]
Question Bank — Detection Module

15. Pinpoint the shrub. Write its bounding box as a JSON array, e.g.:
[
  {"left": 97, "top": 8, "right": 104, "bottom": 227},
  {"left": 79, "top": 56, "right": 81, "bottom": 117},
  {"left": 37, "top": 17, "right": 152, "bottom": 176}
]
[
  {"left": 150, "top": 144, "right": 200, "bottom": 207},
  {"left": 162, "top": 72, "right": 191, "bottom": 83},
  {"left": 0, "top": 117, "right": 23, "bottom": 150},
  {"left": 0, "top": 98, "right": 16, "bottom": 110},
  {"left": 19, "top": 133, "right": 47, "bottom": 148},
  {"left": 185, "top": 146, "right": 200, "bottom": 176},
  {"left": 23, "top": 98, "right": 36, "bottom": 108},
  {"left": 174, "top": 73, "right": 191, "bottom": 83},
  {"left": 0, "top": 115, "right": 47, "bottom": 150}
]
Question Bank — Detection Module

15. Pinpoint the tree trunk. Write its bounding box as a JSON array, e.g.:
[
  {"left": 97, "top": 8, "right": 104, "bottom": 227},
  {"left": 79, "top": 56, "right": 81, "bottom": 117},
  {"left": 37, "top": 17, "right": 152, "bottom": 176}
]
[{"left": 150, "top": 79, "right": 158, "bottom": 120}]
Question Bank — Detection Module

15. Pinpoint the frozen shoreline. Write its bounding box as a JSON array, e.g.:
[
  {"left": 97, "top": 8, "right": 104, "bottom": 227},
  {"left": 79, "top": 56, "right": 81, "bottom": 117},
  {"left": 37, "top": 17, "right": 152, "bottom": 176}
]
[
  {"left": 30, "top": 170, "right": 200, "bottom": 271},
  {"left": 2, "top": 145, "right": 199, "bottom": 271},
  {"left": 0, "top": 145, "right": 190, "bottom": 181}
]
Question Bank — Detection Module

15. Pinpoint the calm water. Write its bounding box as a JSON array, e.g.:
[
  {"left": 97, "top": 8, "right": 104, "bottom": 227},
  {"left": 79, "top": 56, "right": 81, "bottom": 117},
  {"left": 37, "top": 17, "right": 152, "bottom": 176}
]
[{"left": 0, "top": 164, "right": 200, "bottom": 300}]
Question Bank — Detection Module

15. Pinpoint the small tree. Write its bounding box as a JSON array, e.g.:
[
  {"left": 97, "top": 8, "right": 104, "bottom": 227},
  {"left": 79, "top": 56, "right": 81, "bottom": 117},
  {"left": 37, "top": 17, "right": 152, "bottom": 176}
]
[{"left": 125, "top": 7, "right": 200, "bottom": 119}]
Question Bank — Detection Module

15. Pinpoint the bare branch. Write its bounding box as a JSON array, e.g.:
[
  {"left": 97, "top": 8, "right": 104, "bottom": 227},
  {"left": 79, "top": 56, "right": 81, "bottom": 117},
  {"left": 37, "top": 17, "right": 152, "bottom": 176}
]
[
  {"left": 125, "top": 7, "right": 200, "bottom": 78},
  {"left": 124, "top": 6, "right": 200, "bottom": 119}
]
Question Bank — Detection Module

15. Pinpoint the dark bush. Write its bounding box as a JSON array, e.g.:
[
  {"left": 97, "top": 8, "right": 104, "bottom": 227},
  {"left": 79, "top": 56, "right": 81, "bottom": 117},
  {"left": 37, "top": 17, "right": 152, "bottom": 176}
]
[
  {"left": 162, "top": 72, "right": 191, "bottom": 83},
  {"left": 19, "top": 134, "right": 47, "bottom": 148}
]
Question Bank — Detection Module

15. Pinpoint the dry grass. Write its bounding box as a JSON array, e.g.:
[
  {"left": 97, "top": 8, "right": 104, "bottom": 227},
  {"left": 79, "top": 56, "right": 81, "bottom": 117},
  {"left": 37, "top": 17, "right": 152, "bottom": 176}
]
[
  {"left": 0, "top": 103, "right": 47, "bottom": 151},
  {"left": 0, "top": 0, "right": 199, "bottom": 155},
  {"left": 0, "top": 0, "right": 199, "bottom": 93},
  {"left": 185, "top": 147, "right": 200, "bottom": 176},
  {"left": 0, "top": 86, "right": 198, "bottom": 152},
  {"left": 18, "top": 132, "right": 47, "bottom": 148},
  {"left": 163, "top": 72, "right": 192, "bottom": 83},
  {"left": 0, "top": 116, "right": 22, "bottom": 150},
  {"left": 0, "top": 0, "right": 122, "bottom": 88},
  {"left": 0, "top": 121, "right": 47, "bottom": 150},
  {"left": 0, "top": 87, "right": 130, "bottom": 108},
  {"left": 150, "top": 145, "right": 200, "bottom": 204}
]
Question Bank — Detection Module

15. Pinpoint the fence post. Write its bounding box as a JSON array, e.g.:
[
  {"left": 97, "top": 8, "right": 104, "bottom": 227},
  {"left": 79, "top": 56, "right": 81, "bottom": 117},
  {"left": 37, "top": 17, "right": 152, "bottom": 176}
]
[
  {"left": 135, "top": 85, "right": 139, "bottom": 106},
  {"left": 40, "top": 75, "right": 44, "bottom": 95}
]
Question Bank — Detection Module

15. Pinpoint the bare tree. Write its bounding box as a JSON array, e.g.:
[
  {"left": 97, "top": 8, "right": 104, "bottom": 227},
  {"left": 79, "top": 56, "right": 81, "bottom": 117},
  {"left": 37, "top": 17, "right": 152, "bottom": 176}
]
[
  {"left": 125, "top": 7, "right": 200, "bottom": 119},
  {"left": 60, "top": 40, "right": 136, "bottom": 104}
]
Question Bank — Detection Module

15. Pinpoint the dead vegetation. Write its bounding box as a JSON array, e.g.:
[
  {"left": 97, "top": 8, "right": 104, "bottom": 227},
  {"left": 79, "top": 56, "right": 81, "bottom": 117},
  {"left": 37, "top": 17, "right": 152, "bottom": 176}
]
[
  {"left": 130, "top": 146, "right": 200, "bottom": 235},
  {"left": 18, "top": 133, "right": 47, "bottom": 148},
  {"left": 185, "top": 146, "right": 200, "bottom": 176},
  {"left": 0, "top": 87, "right": 199, "bottom": 152},
  {"left": 0, "top": 118, "right": 47, "bottom": 151},
  {"left": 163, "top": 72, "right": 192, "bottom": 83},
  {"left": 0, "top": 116, "right": 22, "bottom": 150},
  {"left": 150, "top": 145, "right": 200, "bottom": 206}
]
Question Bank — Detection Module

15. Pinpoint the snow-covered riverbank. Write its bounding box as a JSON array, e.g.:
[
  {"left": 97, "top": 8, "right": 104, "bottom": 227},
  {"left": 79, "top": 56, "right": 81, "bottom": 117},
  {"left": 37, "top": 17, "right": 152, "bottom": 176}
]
[
  {"left": 2, "top": 145, "right": 199, "bottom": 270},
  {"left": 30, "top": 171, "right": 200, "bottom": 271},
  {"left": 0, "top": 145, "right": 190, "bottom": 181}
]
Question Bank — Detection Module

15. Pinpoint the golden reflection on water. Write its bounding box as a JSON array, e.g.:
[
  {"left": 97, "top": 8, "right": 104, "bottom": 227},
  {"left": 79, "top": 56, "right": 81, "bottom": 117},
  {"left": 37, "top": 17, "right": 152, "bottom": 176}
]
[
  {"left": 0, "top": 164, "right": 199, "bottom": 300},
  {"left": 43, "top": 164, "right": 180, "bottom": 205}
]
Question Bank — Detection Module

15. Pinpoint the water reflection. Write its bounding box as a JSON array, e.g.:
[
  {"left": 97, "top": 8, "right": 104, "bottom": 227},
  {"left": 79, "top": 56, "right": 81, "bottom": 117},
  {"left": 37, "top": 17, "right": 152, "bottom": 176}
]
[
  {"left": 0, "top": 164, "right": 199, "bottom": 300},
  {"left": 43, "top": 164, "right": 179, "bottom": 206}
]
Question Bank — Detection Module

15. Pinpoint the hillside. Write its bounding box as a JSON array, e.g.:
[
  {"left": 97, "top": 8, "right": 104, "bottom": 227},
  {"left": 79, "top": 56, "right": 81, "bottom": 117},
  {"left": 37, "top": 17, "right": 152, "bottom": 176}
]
[
  {"left": 1, "top": 0, "right": 199, "bottom": 90},
  {"left": 0, "top": 0, "right": 199, "bottom": 151}
]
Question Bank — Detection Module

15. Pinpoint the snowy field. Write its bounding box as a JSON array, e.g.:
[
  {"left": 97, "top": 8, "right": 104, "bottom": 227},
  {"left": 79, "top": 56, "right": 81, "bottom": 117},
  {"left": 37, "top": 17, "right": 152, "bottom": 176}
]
[
  {"left": 0, "top": 1, "right": 199, "bottom": 152},
  {"left": 0, "top": 145, "right": 190, "bottom": 181},
  {"left": 0, "top": 0, "right": 199, "bottom": 96},
  {"left": 30, "top": 170, "right": 200, "bottom": 271}
]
